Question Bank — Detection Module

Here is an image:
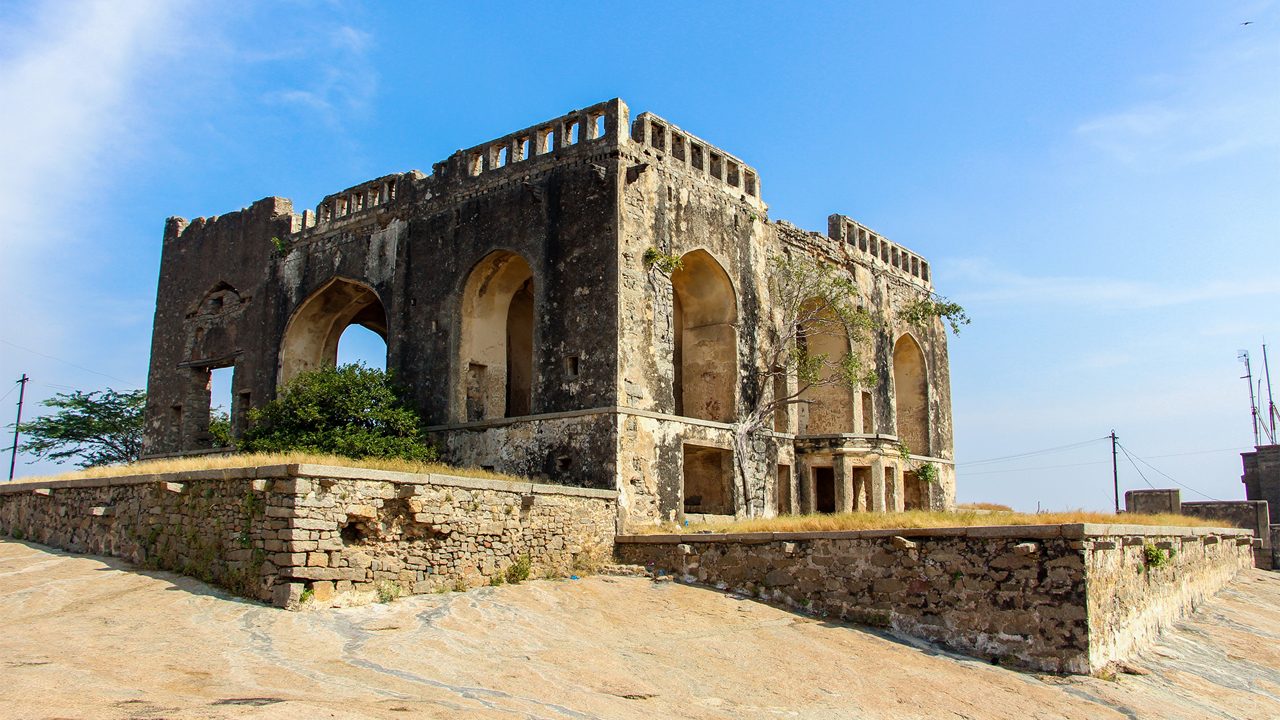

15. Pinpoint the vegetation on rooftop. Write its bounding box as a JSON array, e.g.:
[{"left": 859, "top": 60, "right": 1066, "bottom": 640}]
[
  {"left": 21, "top": 451, "right": 524, "bottom": 484},
  {"left": 639, "top": 509, "right": 1227, "bottom": 534}
]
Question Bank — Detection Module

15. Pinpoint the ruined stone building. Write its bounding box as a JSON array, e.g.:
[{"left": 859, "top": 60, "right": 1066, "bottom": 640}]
[{"left": 143, "top": 98, "right": 955, "bottom": 526}]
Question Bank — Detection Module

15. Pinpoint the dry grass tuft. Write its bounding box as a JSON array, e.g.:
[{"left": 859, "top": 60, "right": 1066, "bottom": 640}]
[
  {"left": 23, "top": 452, "right": 525, "bottom": 484},
  {"left": 957, "top": 502, "right": 1014, "bottom": 512},
  {"left": 639, "top": 509, "right": 1228, "bottom": 534}
]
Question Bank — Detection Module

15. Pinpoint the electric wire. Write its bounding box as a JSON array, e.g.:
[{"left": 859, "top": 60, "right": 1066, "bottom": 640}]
[
  {"left": 1117, "top": 444, "right": 1157, "bottom": 490},
  {"left": 1118, "top": 442, "right": 1220, "bottom": 501},
  {"left": 0, "top": 339, "right": 142, "bottom": 388},
  {"left": 957, "top": 437, "right": 1110, "bottom": 467},
  {"left": 961, "top": 459, "right": 1108, "bottom": 477}
]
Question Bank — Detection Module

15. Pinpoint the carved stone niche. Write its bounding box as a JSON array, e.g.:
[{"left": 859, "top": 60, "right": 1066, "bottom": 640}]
[{"left": 185, "top": 282, "right": 250, "bottom": 365}]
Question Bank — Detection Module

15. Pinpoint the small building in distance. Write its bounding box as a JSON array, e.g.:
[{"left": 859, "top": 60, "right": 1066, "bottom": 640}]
[{"left": 141, "top": 98, "right": 956, "bottom": 527}]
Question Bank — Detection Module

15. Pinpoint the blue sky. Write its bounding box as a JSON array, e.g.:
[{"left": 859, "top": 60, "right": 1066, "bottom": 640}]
[{"left": 1, "top": 1, "right": 1277, "bottom": 511}]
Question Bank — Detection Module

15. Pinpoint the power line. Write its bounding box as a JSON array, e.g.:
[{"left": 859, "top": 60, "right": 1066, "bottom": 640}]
[
  {"left": 1144, "top": 446, "right": 1253, "bottom": 460},
  {"left": 1117, "top": 444, "right": 1157, "bottom": 490},
  {"left": 958, "top": 437, "right": 1110, "bottom": 467},
  {"left": 962, "top": 459, "right": 1108, "bottom": 477},
  {"left": 0, "top": 339, "right": 142, "bottom": 389},
  {"left": 1118, "top": 442, "right": 1219, "bottom": 501}
]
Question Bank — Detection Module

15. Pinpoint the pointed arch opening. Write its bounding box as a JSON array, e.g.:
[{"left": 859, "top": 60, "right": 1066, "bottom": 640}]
[
  {"left": 795, "top": 299, "right": 855, "bottom": 434},
  {"left": 458, "top": 251, "right": 535, "bottom": 421},
  {"left": 671, "top": 249, "right": 737, "bottom": 423},
  {"left": 279, "top": 278, "right": 387, "bottom": 386},
  {"left": 892, "top": 334, "right": 930, "bottom": 456}
]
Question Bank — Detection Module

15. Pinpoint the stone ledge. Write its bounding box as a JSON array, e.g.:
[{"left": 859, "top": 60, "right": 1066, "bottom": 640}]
[
  {"left": 0, "top": 463, "right": 618, "bottom": 502},
  {"left": 615, "top": 523, "right": 1251, "bottom": 545}
]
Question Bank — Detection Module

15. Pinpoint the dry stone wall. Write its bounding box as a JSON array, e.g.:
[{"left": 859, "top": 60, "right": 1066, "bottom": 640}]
[
  {"left": 617, "top": 523, "right": 1252, "bottom": 674},
  {"left": 0, "top": 464, "right": 617, "bottom": 608}
]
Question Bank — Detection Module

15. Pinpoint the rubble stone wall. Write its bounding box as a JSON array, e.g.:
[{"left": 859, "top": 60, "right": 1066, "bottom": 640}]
[
  {"left": 0, "top": 464, "right": 617, "bottom": 608},
  {"left": 616, "top": 523, "right": 1252, "bottom": 674}
]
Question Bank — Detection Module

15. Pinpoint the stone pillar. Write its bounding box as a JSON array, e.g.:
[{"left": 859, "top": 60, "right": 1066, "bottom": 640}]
[
  {"left": 870, "top": 455, "right": 886, "bottom": 512},
  {"left": 836, "top": 454, "right": 855, "bottom": 512},
  {"left": 889, "top": 463, "right": 905, "bottom": 512},
  {"left": 180, "top": 367, "right": 212, "bottom": 452},
  {"left": 797, "top": 458, "right": 814, "bottom": 514}
]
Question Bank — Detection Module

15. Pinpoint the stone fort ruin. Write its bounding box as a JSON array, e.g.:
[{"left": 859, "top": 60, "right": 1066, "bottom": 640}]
[{"left": 142, "top": 98, "right": 955, "bottom": 526}]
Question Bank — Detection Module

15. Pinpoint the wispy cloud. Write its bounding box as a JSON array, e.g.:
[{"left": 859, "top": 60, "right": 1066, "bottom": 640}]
[
  {"left": 262, "top": 24, "right": 377, "bottom": 128},
  {"left": 1074, "top": 28, "right": 1280, "bottom": 169},
  {"left": 0, "top": 1, "right": 185, "bottom": 349},
  {"left": 947, "top": 258, "right": 1280, "bottom": 310}
]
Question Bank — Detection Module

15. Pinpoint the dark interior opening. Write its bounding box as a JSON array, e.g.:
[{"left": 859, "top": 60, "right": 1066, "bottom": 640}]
[{"left": 814, "top": 466, "right": 837, "bottom": 514}]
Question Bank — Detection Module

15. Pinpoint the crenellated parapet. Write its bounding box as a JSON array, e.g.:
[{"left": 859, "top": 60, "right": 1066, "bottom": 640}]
[
  {"left": 311, "top": 172, "right": 422, "bottom": 230},
  {"left": 828, "top": 214, "right": 931, "bottom": 287},
  {"left": 628, "top": 111, "right": 763, "bottom": 207},
  {"left": 441, "top": 98, "right": 626, "bottom": 182}
]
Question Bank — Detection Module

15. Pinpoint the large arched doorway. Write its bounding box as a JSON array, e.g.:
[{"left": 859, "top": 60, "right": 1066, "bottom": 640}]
[
  {"left": 796, "top": 300, "right": 854, "bottom": 434},
  {"left": 279, "top": 278, "right": 388, "bottom": 385},
  {"left": 458, "top": 251, "right": 535, "bottom": 421},
  {"left": 892, "top": 334, "right": 929, "bottom": 455},
  {"left": 671, "top": 249, "right": 737, "bottom": 423}
]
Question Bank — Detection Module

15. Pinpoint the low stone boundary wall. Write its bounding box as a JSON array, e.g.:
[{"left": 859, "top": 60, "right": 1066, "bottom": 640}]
[
  {"left": 617, "top": 523, "right": 1252, "bottom": 674},
  {"left": 0, "top": 464, "right": 617, "bottom": 607}
]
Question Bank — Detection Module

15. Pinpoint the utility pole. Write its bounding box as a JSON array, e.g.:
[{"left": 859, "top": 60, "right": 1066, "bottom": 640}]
[
  {"left": 1241, "top": 350, "right": 1261, "bottom": 446},
  {"left": 1111, "top": 429, "right": 1120, "bottom": 514},
  {"left": 9, "top": 374, "right": 29, "bottom": 481}
]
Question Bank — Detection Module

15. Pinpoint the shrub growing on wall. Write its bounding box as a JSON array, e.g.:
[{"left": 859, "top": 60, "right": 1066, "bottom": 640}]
[{"left": 240, "top": 364, "right": 436, "bottom": 461}]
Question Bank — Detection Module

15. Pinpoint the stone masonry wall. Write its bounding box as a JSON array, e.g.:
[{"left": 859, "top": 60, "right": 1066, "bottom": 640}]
[
  {"left": 616, "top": 523, "right": 1252, "bottom": 674},
  {"left": 1084, "top": 524, "right": 1253, "bottom": 669},
  {"left": 0, "top": 464, "right": 617, "bottom": 608}
]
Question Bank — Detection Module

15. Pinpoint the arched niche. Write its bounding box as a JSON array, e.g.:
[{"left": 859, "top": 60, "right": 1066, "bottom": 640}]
[
  {"left": 892, "top": 334, "right": 930, "bottom": 455},
  {"left": 458, "top": 251, "right": 535, "bottom": 421},
  {"left": 796, "top": 300, "right": 854, "bottom": 434},
  {"left": 671, "top": 249, "right": 737, "bottom": 423},
  {"left": 279, "top": 278, "right": 387, "bottom": 385}
]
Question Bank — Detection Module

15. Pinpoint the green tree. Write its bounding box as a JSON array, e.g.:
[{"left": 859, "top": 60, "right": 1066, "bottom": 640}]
[
  {"left": 240, "top": 363, "right": 436, "bottom": 461},
  {"left": 17, "top": 388, "right": 146, "bottom": 468},
  {"left": 209, "top": 407, "right": 232, "bottom": 448}
]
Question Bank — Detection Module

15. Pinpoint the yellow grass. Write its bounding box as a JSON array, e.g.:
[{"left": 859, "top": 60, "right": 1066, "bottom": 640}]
[
  {"left": 22, "top": 452, "right": 525, "bottom": 484},
  {"left": 957, "top": 502, "right": 1014, "bottom": 512},
  {"left": 640, "top": 509, "right": 1228, "bottom": 534}
]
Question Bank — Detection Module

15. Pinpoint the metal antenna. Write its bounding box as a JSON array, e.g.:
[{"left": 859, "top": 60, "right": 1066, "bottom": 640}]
[
  {"left": 1265, "top": 343, "right": 1278, "bottom": 445},
  {"left": 1241, "top": 350, "right": 1261, "bottom": 446}
]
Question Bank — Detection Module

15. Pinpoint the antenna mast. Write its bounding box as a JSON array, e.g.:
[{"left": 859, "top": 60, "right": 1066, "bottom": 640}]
[
  {"left": 1241, "top": 350, "right": 1261, "bottom": 446},
  {"left": 1265, "top": 343, "right": 1278, "bottom": 445}
]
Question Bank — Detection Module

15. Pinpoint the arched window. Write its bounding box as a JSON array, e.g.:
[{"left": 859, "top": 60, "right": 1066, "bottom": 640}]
[
  {"left": 458, "top": 251, "right": 535, "bottom": 421},
  {"left": 892, "top": 334, "right": 929, "bottom": 455},
  {"left": 670, "top": 250, "right": 737, "bottom": 423},
  {"left": 796, "top": 300, "right": 855, "bottom": 434},
  {"left": 278, "top": 278, "right": 387, "bottom": 385}
]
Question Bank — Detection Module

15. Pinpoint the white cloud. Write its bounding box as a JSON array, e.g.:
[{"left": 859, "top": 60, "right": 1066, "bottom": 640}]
[{"left": 261, "top": 24, "right": 376, "bottom": 127}]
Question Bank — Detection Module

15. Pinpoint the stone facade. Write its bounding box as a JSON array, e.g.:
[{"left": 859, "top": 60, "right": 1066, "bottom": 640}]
[
  {"left": 616, "top": 524, "right": 1253, "bottom": 674},
  {"left": 142, "top": 98, "right": 954, "bottom": 527},
  {"left": 1123, "top": 489, "right": 1181, "bottom": 515},
  {"left": 1243, "top": 444, "right": 1280, "bottom": 523},
  {"left": 0, "top": 464, "right": 616, "bottom": 607},
  {"left": 1125, "top": 487, "right": 1273, "bottom": 568}
]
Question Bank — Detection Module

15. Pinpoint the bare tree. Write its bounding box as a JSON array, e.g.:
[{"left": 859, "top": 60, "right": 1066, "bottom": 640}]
[{"left": 729, "top": 255, "right": 878, "bottom": 516}]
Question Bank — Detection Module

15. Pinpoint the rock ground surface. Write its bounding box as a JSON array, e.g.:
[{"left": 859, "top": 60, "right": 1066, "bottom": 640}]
[{"left": 3, "top": 539, "right": 1280, "bottom": 719}]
